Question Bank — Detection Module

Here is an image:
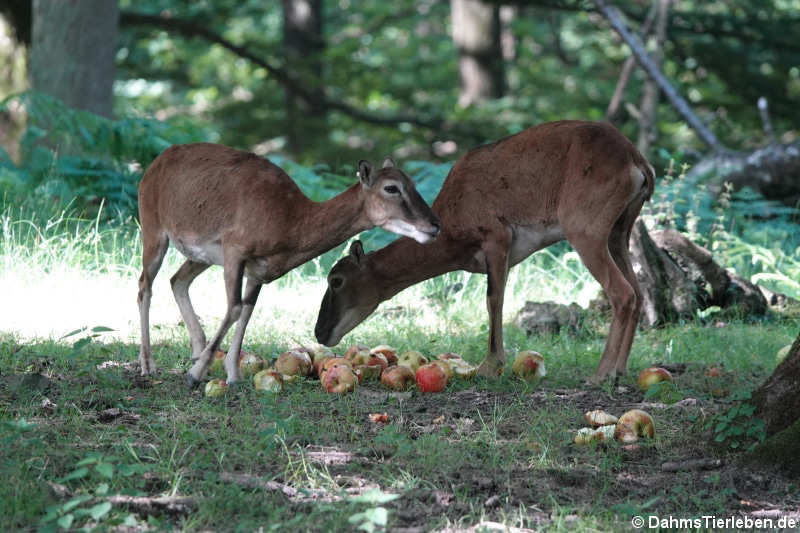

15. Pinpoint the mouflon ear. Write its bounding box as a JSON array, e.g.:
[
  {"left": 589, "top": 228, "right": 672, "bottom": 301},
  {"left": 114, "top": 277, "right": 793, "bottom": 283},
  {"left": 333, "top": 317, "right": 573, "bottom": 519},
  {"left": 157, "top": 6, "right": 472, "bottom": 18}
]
[
  {"left": 381, "top": 157, "right": 396, "bottom": 169},
  {"left": 349, "top": 240, "right": 365, "bottom": 264},
  {"left": 358, "top": 160, "right": 375, "bottom": 188}
]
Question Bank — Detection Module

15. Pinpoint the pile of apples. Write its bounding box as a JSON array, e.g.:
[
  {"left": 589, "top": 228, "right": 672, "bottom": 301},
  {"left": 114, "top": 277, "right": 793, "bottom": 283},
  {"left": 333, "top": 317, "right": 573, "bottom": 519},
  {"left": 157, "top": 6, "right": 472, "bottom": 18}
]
[
  {"left": 574, "top": 408, "right": 656, "bottom": 445},
  {"left": 205, "top": 346, "right": 551, "bottom": 397},
  {"left": 204, "top": 344, "right": 488, "bottom": 396}
]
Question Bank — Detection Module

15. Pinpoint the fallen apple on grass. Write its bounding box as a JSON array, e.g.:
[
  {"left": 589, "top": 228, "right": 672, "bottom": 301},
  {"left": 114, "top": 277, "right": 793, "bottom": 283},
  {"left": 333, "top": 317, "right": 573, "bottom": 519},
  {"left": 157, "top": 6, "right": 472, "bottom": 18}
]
[
  {"left": 637, "top": 366, "right": 673, "bottom": 392},
  {"left": 322, "top": 363, "right": 358, "bottom": 393},
  {"left": 356, "top": 364, "right": 381, "bottom": 381},
  {"left": 319, "top": 357, "right": 352, "bottom": 384},
  {"left": 344, "top": 344, "right": 371, "bottom": 366},
  {"left": 397, "top": 350, "right": 428, "bottom": 373},
  {"left": 431, "top": 360, "right": 454, "bottom": 380},
  {"left": 614, "top": 409, "right": 655, "bottom": 443},
  {"left": 275, "top": 349, "right": 313, "bottom": 377},
  {"left": 253, "top": 369, "right": 283, "bottom": 393},
  {"left": 238, "top": 351, "right": 266, "bottom": 378},
  {"left": 204, "top": 378, "right": 228, "bottom": 397},
  {"left": 416, "top": 362, "right": 448, "bottom": 392},
  {"left": 574, "top": 425, "right": 615, "bottom": 445},
  {"left": 370, "top": 345, "right": 398, "bottom": 366},
  {"left": 512, "top": 350, "right": 546, "bottom": 382},
  {"left": 585, "top": 410, "right": 618, "bottom": 428},
  {"left": 380, "top": 365, "right": 416, "bottom": 391}
]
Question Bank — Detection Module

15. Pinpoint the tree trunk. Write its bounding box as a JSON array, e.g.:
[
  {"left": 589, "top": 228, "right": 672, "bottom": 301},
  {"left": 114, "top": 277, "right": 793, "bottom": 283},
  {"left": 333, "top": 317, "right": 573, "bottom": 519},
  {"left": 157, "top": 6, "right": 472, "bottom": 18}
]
[
  {"left": 636, "top": 0, "right": 670, "bottom": 156},
  {"left": 451, "top": 0, "right": 505, "bottom": 107},
  {"left": 745, "top": 332, "right": 800, "bottom": 473},
  {"left": 753, "top": 332, "right": 800, "bottom": 437},
  {"left": 625, "top": 222, "right": 768, "bottom": 326},
  {"left": 29, "top": 0, "right": 119, "bottom": 118},
  {"left": 282, "top": 0, "right": 325, "bottom": 154}
]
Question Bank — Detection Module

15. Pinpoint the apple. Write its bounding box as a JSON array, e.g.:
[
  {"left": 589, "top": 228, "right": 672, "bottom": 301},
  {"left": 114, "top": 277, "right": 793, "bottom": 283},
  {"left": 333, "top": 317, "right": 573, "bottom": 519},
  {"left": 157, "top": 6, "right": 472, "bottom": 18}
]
[
  {"left": 776, "top": 344, "right": 792, "bottom": 365},
  {"left": 431, "top": 360, "right": 454, "bottom": 380},
  {"left": 308, "top": 344, "right": 335, "bottom": 364},
  {"left": 585, "top": 410, "right": 618, "bottom": 428},
  {"left": 253, "top": 369, "right": 283, "bottom": 392},
  {"left": 209, "top": 349, "right": 226, "bottom": 375},
  {"left": 637, "top": 366, "right": 673, "bottom": 391},
  {"left": 512, "top": 350, "right": 546, "bottom": 382},
  {"left": 574, "top": 425, "right": 615, "bottom": 445},
  {"left": 397, "top": 350, "right": 428, "bottom": 372},
  {"left": 322, "top": 363, "right": 358, "bottom": 393},
  {"left": 704, "top": 366, "right": 722, "bottom": 378},
  {"left": 313, "top": 355, "right": 334, "bottom": 378},
  {"left": 319, "top": 357, "right": 352, "bottom": 384},
  {"left": 365, "top": 352, "right": 389, "bottom": 372},
  {"left": 449, "top": 358, "right": 478, "bottom": 379},
  {"left": 238, "top": 350, "right": 265, "bottom": 378},
  {"left": 370, "top": 345, "right": 399, "bottom": 366},
  {"left": 275, "top": 349, "right": 313, "bottom": 377},
  {"left": 416, "top": 362, "right": 448, "bottom": 393},
  {"left": 380, "top": 365, "right": 416, "bottom": 391},
  {"left": 438, "top": 352, "right": 463, "bottom": 361},
  {"left": 614, "top": 409, "right": 655, "bottom": 444},
  {"left": 344, "top": 344, "right": 371, "bottom": 366},
  {"left": 204, "top": 378, "right": 228, "bottom": 397},
  {"left": 356, "top": 364, "right": 382, "bottom": 380}
]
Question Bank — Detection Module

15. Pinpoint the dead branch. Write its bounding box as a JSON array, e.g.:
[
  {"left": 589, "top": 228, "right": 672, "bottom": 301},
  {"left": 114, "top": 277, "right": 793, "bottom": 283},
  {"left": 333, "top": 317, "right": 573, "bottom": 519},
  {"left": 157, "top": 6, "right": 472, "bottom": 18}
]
[
  {"left": 592, "top": 0, "right": 725, "bottom": 152},
  {"left": 606, "top": 0, "right": 658, "bottom": 120}
]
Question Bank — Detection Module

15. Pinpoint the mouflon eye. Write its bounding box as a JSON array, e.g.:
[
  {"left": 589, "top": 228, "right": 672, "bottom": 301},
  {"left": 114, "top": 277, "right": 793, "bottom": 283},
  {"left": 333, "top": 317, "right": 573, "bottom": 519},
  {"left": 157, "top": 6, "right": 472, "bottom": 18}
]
[
  {"left": 383, "top": 185, "right": 400, "bottom": 195},
  {"left": 329, "top": 276, "right": 345, "bottom": 290}
]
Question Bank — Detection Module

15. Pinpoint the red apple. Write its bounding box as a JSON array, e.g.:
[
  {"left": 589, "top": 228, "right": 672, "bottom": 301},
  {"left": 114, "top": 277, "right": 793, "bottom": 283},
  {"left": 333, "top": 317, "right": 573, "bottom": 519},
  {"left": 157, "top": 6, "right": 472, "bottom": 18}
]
[
  {"left": 253, "top": 369, "right": 283, "bottom": 393},
  {"left": 322, "top": 364, "right": 358, "bottom": 393},
  {"left": 275, "top": 349, "right": 313, "bottom": 377},
  {"left": 319, "top": 357, "right": 352, "bottom": 384},
  {"left": 380, "top": 365, "right": 416, "bottom": 391},
  {"left": 512, "top": 350, "right": 546, "bottom": 382},
  {"left": 371, "top": 345, "right": 398, "bottom": 365},
  {"left": 204, "top": 378, "right": 228, "bottom": 397},
  {"left": 313, "top": 355, "right": 334, "bottom": 378},
  {"left": 637, "top": 366, "right": 672, "bottom": 391},
  {"left": 416, "top": 362, "right": 448, "bottom": 393},
  {"left": 614, "top": 409, "right": 655, "bottom": 443}
]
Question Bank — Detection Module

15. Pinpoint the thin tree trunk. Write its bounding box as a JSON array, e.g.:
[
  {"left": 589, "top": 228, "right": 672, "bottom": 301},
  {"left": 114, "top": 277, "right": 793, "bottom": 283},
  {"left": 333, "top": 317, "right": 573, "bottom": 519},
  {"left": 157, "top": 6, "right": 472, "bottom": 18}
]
[
  {"left": 636, "top": 0, "right": 670, "bottom": 155},
  {"left": 592, "top": 0, "right": 724, "bottom": 152},
  {"left": 29, "top": 0, "right": 119, "bottom": 118},
  {"left": 753, "top": 332, "right": 800, "bottom": 437},
  {"left": 451, "top": 0, "right": 505, "bottom": 107},
  {"left": 282, "top": 0, "right": 325, "bottom": 154},
  {"left": 606, "top": 0, "right": 658, "bottom": 121}
]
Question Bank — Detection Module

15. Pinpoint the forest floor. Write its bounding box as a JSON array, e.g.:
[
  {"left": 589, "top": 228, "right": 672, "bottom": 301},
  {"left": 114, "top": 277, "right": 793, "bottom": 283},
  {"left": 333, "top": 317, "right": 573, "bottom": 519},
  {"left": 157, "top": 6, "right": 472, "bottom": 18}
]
[{"left": 1, "top": 319, "right": 799, "bottom": 532}]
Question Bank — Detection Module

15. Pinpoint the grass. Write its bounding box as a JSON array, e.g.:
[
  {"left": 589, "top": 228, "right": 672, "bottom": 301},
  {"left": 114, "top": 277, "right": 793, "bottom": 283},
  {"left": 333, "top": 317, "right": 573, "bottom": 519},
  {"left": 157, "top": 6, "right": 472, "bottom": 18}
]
[{"left": 1, "top": 200, "right": 799, "bottom": 531}]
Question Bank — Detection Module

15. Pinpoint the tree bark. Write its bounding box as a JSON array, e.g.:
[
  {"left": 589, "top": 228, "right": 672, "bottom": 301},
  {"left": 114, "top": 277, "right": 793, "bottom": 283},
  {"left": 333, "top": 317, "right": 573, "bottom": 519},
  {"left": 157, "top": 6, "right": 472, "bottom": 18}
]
[
  {"left": 753, "top": 332, "right": 800, "bottom": 437},
  {"left": 29, "top": 0, "right": 119, "bottom": 118},
  {"left": 282, "top": 0, "right": 325, "bottom": 154},
  {"left": 451, "top": 0, "right": 505, "bottom": 107},
  {"left": 625, "top": 222, "right": 768, "bottom": 326}
]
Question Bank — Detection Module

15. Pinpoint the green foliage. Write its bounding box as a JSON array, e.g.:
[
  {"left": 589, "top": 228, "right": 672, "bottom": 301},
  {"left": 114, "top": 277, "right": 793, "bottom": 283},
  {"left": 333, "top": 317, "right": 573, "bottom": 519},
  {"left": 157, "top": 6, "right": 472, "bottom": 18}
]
[
  {"left": 0, "top": 91, "right": 207, "bottom": 216},
  {"left": 700, "top": 390, "right": 767, "bottom": 451}
]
